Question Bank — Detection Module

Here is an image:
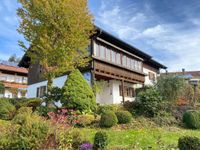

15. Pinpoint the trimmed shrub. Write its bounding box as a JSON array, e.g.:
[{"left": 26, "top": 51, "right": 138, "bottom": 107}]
[
  {"left": 8, "top": 98, "right": 42, "bottom": 111},
  {"left": 99, "top": 111, "right": 118, "bottom": 128},
  {"left": 115, "top": 111, "right": 132, "bottom": 124},
  {"left": 183, "top": 110, "right": 200, "bottom": 129},
  {"left": 62, "top": 69, "right": 96, "bottom": 112},
  {"left": 0, "top": 98, "right": 16, "bottom": 120},
  {"left": 137, "top": 87, "right": 163, "bottom": 117},
  {"left": 96, "top": 104, "right": 124, "bottom": 115},
  {"left": 93, "top": 131, "right": 108, "bottom": 150},
  {"left": 23, "top": 98, "right": 42, "bottom": 109},
  {"left": 178, "top": 136, "right": 200, "bottom": 150},
  {"left": 77, "top": 114, "right": 95, "bottom": 127}
]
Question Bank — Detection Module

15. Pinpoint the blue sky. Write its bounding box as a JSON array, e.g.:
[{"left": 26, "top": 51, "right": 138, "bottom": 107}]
[{"left": 0, "top": 0, "right": 200, "bottom": 71}]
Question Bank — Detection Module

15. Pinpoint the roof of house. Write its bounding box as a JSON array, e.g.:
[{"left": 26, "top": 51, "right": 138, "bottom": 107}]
[
  {"left": 94, "top": 26, "right": 167, "bottom": 69},
  {"left": 162, "top": 70, "right": 200, "bottom": 79},
  {"left": 19, "top": 26, "right": 167, "bottom": 69},
  {"left": 0, "top": 60, "right": 28, "bottom": 74}
]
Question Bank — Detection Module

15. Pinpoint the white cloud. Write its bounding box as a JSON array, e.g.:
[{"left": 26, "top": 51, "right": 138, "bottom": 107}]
[{"left": 95, "top": 1, "right": 200, "bottom": 71}]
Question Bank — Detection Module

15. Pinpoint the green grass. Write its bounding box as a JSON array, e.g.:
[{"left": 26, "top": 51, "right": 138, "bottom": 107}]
[{"left": 76, "top": 127, "right": 200, "bottom": 149}]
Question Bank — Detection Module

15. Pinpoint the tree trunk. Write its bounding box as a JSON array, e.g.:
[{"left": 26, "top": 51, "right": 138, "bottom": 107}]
[
  {"left": 47, "top": 73, "right": 54, "bottom": 93},
  {"left": 46, "top": 73, "right": 54, "bottom": 107}
]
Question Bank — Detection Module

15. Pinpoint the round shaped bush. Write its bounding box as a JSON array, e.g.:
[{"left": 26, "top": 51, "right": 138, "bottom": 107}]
[
  {"left": 93, "top": 131, "right": 108, "bottom": 150},
  {"left": 183, "top": 110, "right": 200, "bottom": 129},
  {"left": 178, "top": 136, "right": 200, "bottom": 150},
  {"left": 77, "top": 114, "right": 95, "bottom": 127},
  {"left": 0, "top": 99, "right": 16, "bottom": 120},
  {"left": 99, "top": 111, "right": 118, "bottom": 128},
  {"left": 115, "top": 111, "right": 132, "bottom": 124}
]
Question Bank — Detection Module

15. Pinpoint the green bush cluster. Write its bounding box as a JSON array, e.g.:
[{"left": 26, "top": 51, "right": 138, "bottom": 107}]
[
  {"left": 152, "top": 111, "right": 177, "bottom": 126},
  {"left": 8, "top": 98, "right": 42, "bottom": 110},
  {"left": 99, "top": 111, "right": 118, "bottom": 128},
  {"left": 0, "top": 98, "right": 16, "bottom": 120},
  {"left": 178, "top": 136, "right": 200, "bottom": 150},
  {"left": 96, "top": 104, "right": 124, "bottom": 115},
  {"left": 183, "top": 110, "right": 200, "bottom": 129},
  {"left": 93, "top": 131, "right": 108, "bottom": 150},
  {"left": 77, "top": 114, "right": 95, "bottom": 127},
  {"left": 36, "top": 105, "right": 56, "bottom": 117},
  {"left": 0, "top": 107, "right": 49, "bottom": 150},
  {"left": 137, "top": 87, "right": 163, "bottom": 117},
  {"left": 115, "top": 111, "right": 132, "bottom": 124},
  {"left": 61, "top": 69, "right": 96, "bottom": 112}
]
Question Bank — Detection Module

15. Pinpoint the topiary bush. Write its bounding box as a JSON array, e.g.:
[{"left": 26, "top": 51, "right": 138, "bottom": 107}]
[
  {"left": 178, "top": 136, "right": 200, "bottom": 150},
  {"left": 183, "top": 110, "right": 200, "bottom": 129},
  {"left": 93, "top": 131, "right": 108, "bottom": 150},
  {"left": 99, "top": 111, "right": 118, "bottom": 128},
  {"left": 115, "top": 111, "right": 132, "bottom": 124},
  {"left": 77, "top": 114, "right": 95, "bottom": 127},
  {"left": 96, "top": 104, "right": 124, "bottom": 115},
  {"left": 0, "top": 98, "right": 16, "bottom": 120},
  {"left": 61, "top": 69, "right": 96, "bottom": 112},
  {"left": 137, "top": 87, "right": 163, "bottom": 117}
]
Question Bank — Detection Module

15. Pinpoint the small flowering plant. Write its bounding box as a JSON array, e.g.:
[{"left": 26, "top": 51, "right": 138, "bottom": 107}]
[
  {"left": 79, "top": 142, "right": 93, "bottom": 150},
  {"left": 48, "top": 108, "right": 78, "bottom": 128}
]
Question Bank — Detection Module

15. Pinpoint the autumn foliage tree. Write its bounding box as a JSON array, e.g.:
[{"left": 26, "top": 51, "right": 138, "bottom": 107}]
[{"left": 17, "top": 0, "right": 94, "bottom": 92}]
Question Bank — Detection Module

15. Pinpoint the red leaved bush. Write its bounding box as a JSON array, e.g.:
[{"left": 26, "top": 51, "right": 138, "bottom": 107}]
[{"left": 48, "top": 109, "right": 79, "bottom": 127}]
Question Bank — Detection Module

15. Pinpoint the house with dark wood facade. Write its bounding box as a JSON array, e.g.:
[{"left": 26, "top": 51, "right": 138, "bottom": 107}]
[{"left": 19, "top": 27, "right": 166, "bottom": 104}]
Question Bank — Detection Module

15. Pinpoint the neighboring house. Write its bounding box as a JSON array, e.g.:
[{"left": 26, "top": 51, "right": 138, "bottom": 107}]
[
  {"left": 0, "top": 60, "right": 28, "bottom": 98},
  {"left": 163, "top": 69, "right": 200, "bottom": 86},
  {"left": 19, "top": 27, "right": 166, "bottom": 104}
]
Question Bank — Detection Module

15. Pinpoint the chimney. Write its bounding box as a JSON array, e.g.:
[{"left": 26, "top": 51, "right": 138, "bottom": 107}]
[{"left": 182, "top": 68, "right": 185, "bottom": 75}]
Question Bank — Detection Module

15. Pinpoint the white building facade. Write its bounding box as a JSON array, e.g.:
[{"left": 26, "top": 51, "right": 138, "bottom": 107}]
[{"left": 20, "top": 27, "right": 166, "bottom": 104}]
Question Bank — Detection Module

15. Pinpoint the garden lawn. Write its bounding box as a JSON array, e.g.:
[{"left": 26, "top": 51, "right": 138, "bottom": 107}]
[{"left": 77, "top": 127, "right": 200, "bottom": 149}]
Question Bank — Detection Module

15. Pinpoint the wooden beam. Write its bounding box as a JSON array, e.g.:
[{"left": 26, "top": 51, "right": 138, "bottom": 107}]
[{"left": 121, "top": 80, "right": 125, "bottom": 104}]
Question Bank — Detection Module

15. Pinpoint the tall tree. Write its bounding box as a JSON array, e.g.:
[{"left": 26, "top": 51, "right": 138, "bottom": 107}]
[{"left": 17, "top": 0, "right": 94, "bottom": 92}]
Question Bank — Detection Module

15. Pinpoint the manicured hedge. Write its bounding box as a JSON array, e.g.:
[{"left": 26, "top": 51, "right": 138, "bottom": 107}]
[
  {"left": 183, "top": 110, "right": 200, "bottom": 129},
  {"left": 178, "top": 136, "right": 200, "bottom": 150},
  {"left": 99, "top": 111, "right": 118, "bottom": 128},
  {"left": 115, "top": 111, "right": 132, "bottom": 124},
  {"left": 93, "top": 131, "right": 108, "bottom": 150}
]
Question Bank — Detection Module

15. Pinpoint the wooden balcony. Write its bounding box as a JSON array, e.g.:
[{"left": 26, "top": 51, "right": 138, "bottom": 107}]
[{"left": 93, "top": 60, "right": 145, "bottom": 83}]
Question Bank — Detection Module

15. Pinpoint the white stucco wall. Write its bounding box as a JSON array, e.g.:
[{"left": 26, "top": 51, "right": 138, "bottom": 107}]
[
  {"left": 3, "top": 89, "right": 26, "bottom": 98},
  {"left": 143, "top": 67, "right": 157, "bottom": 86},
  {"left": 97, "top": 80, "right": 136, "bottom": 104},
  {"left": 4, "top": 89, "right": 13, "bottom": 98},
  {"left": 27, "top": 68, "right": 159, "bottom": 104},
  {"left": 27, "top": 75, "right": 67, "bottom": 98},
  {"left": 96, "top": 81, "right": 113, "bottom": 104}
]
